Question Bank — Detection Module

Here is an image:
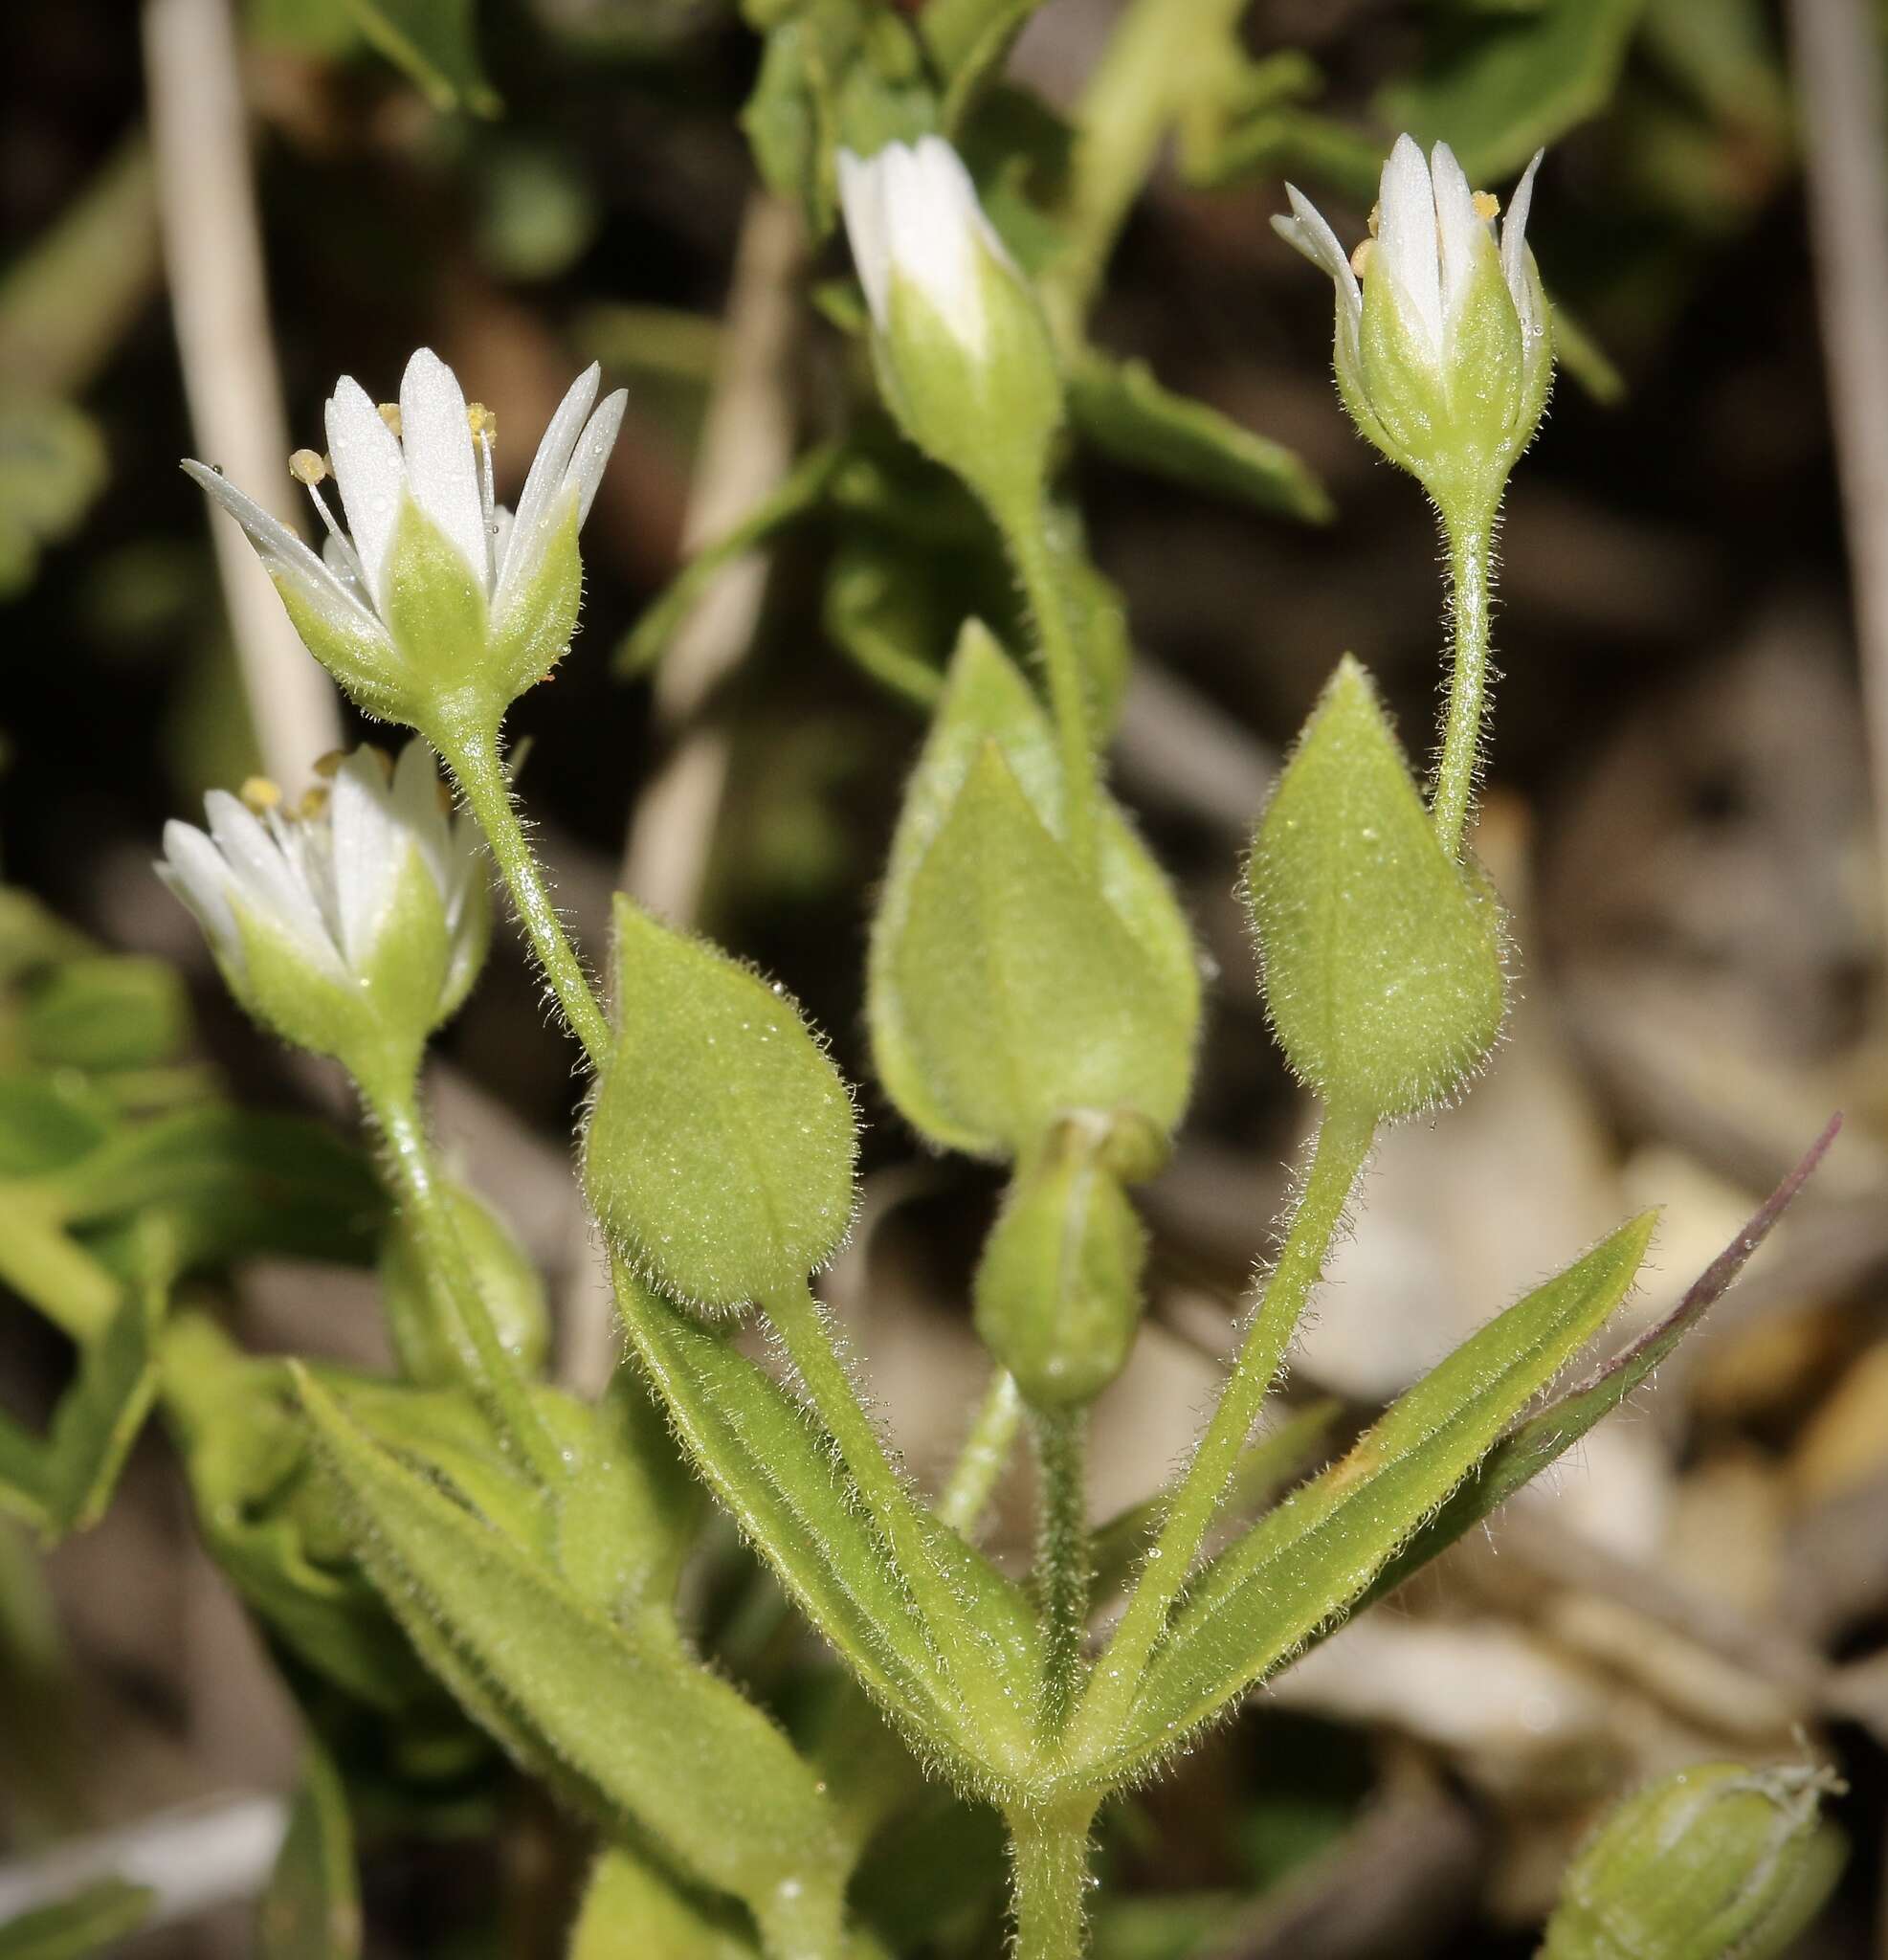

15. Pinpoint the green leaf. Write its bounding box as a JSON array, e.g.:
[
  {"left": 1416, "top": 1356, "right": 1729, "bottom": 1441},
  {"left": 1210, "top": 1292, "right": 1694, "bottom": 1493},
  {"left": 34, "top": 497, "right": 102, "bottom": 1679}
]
[
  {"left": 339, "top": 0, "right": 498, "bottom": 114},
  {"left": 50, "top": 1108, "right": 383, "bottom": 1273},
  {"left": 297, "top": 1368, "right": 853, "bottom": 1947},
  {"left": 1066, "top": 352, "right": 1333, "bottom": 523},
  {"left": 0, "top": 1279, "right": 162, "bottom": 1540},
  {"left": 585, "top": 897, "right": 858, "bottom": 1313},
  {"left": 0, "top": 398, "right": 108, "bottom": 603},
  {"left": 19, "top": 957, "right": 190, "bottom": 1074},
  {"left": 570, "top": 1845, "right": 759, "bottom": 1960},
  {"left": 611, "top": 1262, "right": 1031, "bottom": 1768},
  {"left": 1102, "top": 1212, "right": 1655, "bottom": 1778},
  {"left": 869, "top": 624, "right": 1199, "bottom": 1158},
  {"left": 0, "top": 1079, "right": 111, "bottom": 1179},
  {"left": 1350, "top": 1118, "right": 1838, "bottom": 1620},
  {"left": 258, "top": 1745, "right": 361, "bottom": 1960},
  {"left": 613, "top": 446, "right": 844, "bottom": 679},
  {"left": 0, "top": 1881, "right": 152, "bottom": 1960},
  {"left": 1376, "top": 0, "right": 1648, "bottom": 183},
  {"left": 1246, "top": 657, "right": 1506, "bottom": 1121}
]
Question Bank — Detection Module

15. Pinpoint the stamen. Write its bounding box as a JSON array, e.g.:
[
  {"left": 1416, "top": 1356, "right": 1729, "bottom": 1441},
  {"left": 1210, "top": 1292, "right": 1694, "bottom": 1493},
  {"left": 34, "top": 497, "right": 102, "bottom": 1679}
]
[
  {"left": 240, "top": 775, "right": 283, "bottom": 813},
  {"left": 1366, "top": 201, "right": 1382, "bottom": 238},
  {"left": 289, "top": 449, "right": 328, "bottom": 486},
  {"left": 312, "top": 749, "right": 347, "bottom": 779},
  {"left": 302, "top": 478, "right": 367, "bottom": 590},
  {"left": 468, "top": 403, "right": 498, "bottom": 582},
  {"left": 1350, "top": 238, "right": 1375, "bottom": 277},
  {"left": 377, "top": 403, "right": 403, "bottom": 438},
  {"left": 297, "top": 786, "right": 331, "bottom": 821},
  {"left": 1472, "top": 190, "right": 1500, "bottom": 222}
]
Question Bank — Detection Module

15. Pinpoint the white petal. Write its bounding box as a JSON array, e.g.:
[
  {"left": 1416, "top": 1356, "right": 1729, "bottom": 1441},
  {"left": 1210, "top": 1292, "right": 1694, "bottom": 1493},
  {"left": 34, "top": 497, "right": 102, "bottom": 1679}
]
[
  {"left": 398, "top": 349, "right": 489, "bottom": 595},
  {"left": 203, "top": 791, "right": 341, "bottom": 971},
  {"left": 182, "top": 462, "right": 388, "bottom": 645},
  {"left": 158, "top": 821, "right": 241, "bottom": 965},
  {"left": 894, "top": 137, "right": 988, "bottom": 352},
  {"left": 837, "top": 148, "right": 893, "bottom": 328},
  {"left": 1275, "top": 186, "right": 1361, "bottom": 319},
  {"left": 1428, "top": 142, "right": 1483, "bottom": 326},
  {"left": 1376, "top": 133, "right": 1443, "bottom": 357},
  {"left": 325, "top": 377, "right": 409, "bottom": 614},
  {"left": 496, "top": 365, "right": 599, "bottom": 617},
  {"left": 1502, "top": 149, "right": 1545, "bottom": 319},
  {"left": 565, "top": 390, "right": 627, "bottom": 529},
  {"left": 391, "top": 738, "right": 454, "bottom": 900},
  {"left": 327, "top": 751, "right": 406, "bottom": 970}
]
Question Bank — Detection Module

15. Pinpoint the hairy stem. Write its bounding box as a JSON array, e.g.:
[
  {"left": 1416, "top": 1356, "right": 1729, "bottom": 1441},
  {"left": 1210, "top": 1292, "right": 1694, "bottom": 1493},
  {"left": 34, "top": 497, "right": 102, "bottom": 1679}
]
[
  {"left": 764, "top": 1281, "right": 1028, "bottom": 1756},
  {"left": 1069, "top": 1102, "right": 1374, "bottom": 1762},
  {"left": 1431, "top": 503, "right": 1499, "bottom": 860},
  {"left": 937, "top": 1366, "right": 1024, "bottom": 1537},
  {"left": 1008, "top": 1798, "right": 1099, "bottom": 1960},
  {"left": 1033, "top": 1406, "right": 1091, "bottom": 1736},
  {"left": 999, "top": 503, "right": 1099, "bottom": 877},
  {"left": 432, "top": 719, "right": 612, "bottom": 1068},
  {"left": 363, "top": 1084, "right": 564, "bottom": 1486}
]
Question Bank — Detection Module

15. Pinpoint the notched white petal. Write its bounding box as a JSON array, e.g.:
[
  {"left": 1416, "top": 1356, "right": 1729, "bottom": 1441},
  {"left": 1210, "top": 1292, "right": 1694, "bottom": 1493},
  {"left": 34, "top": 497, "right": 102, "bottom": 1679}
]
[
  {"left": 158, "top": 820, "right": 241, "bottom": 965},
  {"left": 499, "top": 364, "right": 599, "bottom": 612},
  {"left": 1376, "top": 133, "right": 1444, "bottom": 356},
  {"left": 1277, "top": 186, "right": 1361, "bottom": 312},
  {"left": 325, "top": 376, "right": 409, "bottom": 613},
  {"left": 1427, "top": 142, "right": 1483, "bottom": 323},
  {"left": 1502, "top": 150, "right": 1545, "bottom": 317},
  {"left": 566, "top": 390, "right": 628, "bottom": 528},
  {"left": 328, "top": 750, "right": 405, "bottom": 970}
]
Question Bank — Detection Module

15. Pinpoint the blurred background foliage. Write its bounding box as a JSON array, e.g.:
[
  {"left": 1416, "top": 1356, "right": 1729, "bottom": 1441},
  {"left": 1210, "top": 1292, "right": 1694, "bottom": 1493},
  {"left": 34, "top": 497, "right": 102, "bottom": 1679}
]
[{"left": 3, "top": 0, "right": 1887, "bottom": 1953}]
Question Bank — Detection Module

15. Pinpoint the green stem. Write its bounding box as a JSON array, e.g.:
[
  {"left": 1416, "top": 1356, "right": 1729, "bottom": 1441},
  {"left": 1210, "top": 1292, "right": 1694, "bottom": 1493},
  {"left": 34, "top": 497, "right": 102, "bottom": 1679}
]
[
  {"left": 764, "top": 1281, "right": 1027, "bottom": 1755},
  {"left": 363, "top": 1083, "right": 565, "bottom": 1487},
  {"left": 1033, "top": 1406, "right": 1091, "bottom": 1736},
  {"left": 999, "top": 503, "right": 1099, "bottom": 877},
  {"left": 1047, "top": 0, "right": 1249, "bottom": 332},
  {"left": 1069, "top": 1102, "right": 1374, "bottom": 1763},
  {"left": 1431, "top": 503, "right": 1499, "bottom": 861},
  {"left": 431, "top": 718, "right": 612, "bottom": 1069},
  {"left": 1008, "top": 1798, "right": 1099, "bottom": 1960},
  {"left": 937, "top": 1367, "right": 1024, "bottom": 1537}
]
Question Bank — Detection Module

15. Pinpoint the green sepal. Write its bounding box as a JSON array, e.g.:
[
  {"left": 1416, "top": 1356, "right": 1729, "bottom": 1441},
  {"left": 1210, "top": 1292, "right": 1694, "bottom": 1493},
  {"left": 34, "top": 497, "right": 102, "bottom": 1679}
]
[
  {"left": 1246, "top": 656, "right": 1505, "bottom": 1120},
  {"left": 487, "top": 492, "right": 583, "bottom": 706},
  {"left": 295, "top": 1366, "right": 853, "bottom": 1949},
  {"left": 379, "top": 1180, "right": 549, "bottom": 1387},
  {"left": 381, "top": 492, "right": 492, "bottom": 714},
  {"left": 873, "top": 244, "right": 1063, "bottom": 522},
  {"left": 1096, "top": 1212, "right": 1655, "bottom": 1783},
  {"left": 584, "top": 897, "right": 858, "bottom": 1313},
  {"left": 1542, "top": 1762, "right": 1846, "bottom": 1960},
  {"left": 972, "top": 1118, "right": 1147, "bottom": 1410},
  {"left": 869, "top": 623, "right": 1198, "bottom": 1158}
]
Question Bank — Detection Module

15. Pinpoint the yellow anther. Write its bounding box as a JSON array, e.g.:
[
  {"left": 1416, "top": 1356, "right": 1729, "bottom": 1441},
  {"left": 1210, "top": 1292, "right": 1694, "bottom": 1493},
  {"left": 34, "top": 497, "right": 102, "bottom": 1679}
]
[
  {"left": 466, "top": 401, "right": 497, "bottom": 443},
  {"left": 297, "top": 785, "right": 331, "bottom": 821},
  {"left": 1350, "top": 238, "right": 1375, "bottom": 278},
  {"left": 288, "top": 448, "right": 328, "bottom": 486},
  {"left": 311, "top": 749, "right": 347, "bottom": 779},
  {"left": 377, "top": 403, "right": 403, "bottom": 438},
  {"left": 1472, "top": 189, "right": 1500, "bottom": 222},
  {"left": 239, "top": 775, "right": 282, "bottom": 813},
  {"left": 361, "top": 744, "right": 395, "bottom": 781}
]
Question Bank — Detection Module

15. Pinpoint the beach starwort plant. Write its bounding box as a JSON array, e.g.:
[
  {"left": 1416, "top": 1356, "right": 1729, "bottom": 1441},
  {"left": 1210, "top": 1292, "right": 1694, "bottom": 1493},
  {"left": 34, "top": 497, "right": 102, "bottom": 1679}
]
[{"left": 138, "top": 100, "right": 1845, "bottom": 1960}]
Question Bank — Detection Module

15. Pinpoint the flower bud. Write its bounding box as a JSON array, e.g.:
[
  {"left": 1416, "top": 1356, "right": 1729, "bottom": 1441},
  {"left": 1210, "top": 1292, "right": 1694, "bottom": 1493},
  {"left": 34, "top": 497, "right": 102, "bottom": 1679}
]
[
  {"left": 379, "top": 1180, "right": 550, "bottom": 1388},
  {"left": 184, "top": 348, "right": 626, "bottom": 737},
  {"left": 158, "top": 742, "right": 489, "bottom": 1089},
  {"left": 972, "top": 1111, "right": 1150, "bottom": 1409},
  {"left": 837, "top": 137, "right": 1062, "bottom": 522},
  {"left": 1274, "top": 136, "right": 1552, "bottom": 517},
  {"left": 1542, "top": 1761, "right": 1847, "bottom": 1960}
]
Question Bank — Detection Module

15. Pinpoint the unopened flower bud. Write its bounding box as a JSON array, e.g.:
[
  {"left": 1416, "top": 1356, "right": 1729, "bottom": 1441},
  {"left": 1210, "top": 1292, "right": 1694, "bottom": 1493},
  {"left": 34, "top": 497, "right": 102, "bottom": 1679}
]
[
  {"left": 1274, "top": 135, "right": 1552, "bottom": 517},
  {"left": 1542, "top": 1760, "right": 1847, "bottom": 1960},
  {"left": 837, "top": 137, "right": 1062, "bottom": 523}
]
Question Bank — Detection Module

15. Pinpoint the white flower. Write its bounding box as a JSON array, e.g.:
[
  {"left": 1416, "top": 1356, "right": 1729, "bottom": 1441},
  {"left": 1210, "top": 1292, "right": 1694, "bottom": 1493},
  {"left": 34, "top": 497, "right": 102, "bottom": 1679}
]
[
  {"left": 837, "top": 137, "right": 1018, "bottom": 358},
  {"left": 159, "top": 742, "right": 489, "bottom": 1059},
  {"left": 1273, "top": 136, "right": 1551, "bottom": 506},
  {"left": 182, "top": 349, "right": 626, "bottom": 721}
]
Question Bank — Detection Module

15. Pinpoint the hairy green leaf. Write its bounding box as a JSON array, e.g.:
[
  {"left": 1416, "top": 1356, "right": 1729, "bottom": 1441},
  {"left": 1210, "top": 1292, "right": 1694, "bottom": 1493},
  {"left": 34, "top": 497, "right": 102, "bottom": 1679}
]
[
  {"left": 1103, "top": 1213, "right": 1655, "bottom": 1777},
  {"left": 569, "top": 1845, "right": 759, "bottom": 1960},
  {"left": 869, "top": 623, "right": 1198, "bottom": 1158},
  {"left": 297, "top": 1369, "right": 852, "bottom": 1944},
  {"left": 1067, "top": 352, "right": 1332, "bottom": 523},
  {"left": 1246, "top": 657, "right": 1505, "bottom": 1120},
  {"left": 585, "top": 898, "right": 858, "bottom": 1313}
]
